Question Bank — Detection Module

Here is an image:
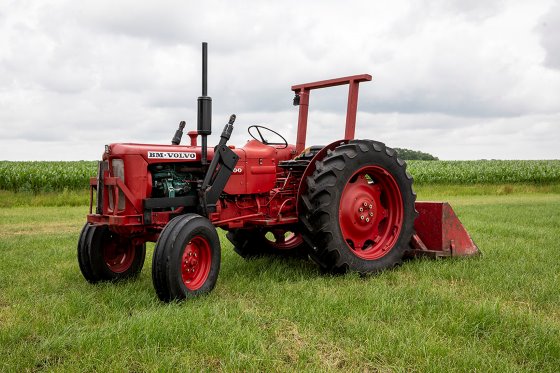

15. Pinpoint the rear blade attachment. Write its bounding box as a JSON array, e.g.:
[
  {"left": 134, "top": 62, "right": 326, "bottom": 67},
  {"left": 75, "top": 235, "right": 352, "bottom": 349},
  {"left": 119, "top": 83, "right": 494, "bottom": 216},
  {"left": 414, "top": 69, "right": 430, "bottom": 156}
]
[{"left": 409, "top": 202, "right": 480, "bottom": 258}]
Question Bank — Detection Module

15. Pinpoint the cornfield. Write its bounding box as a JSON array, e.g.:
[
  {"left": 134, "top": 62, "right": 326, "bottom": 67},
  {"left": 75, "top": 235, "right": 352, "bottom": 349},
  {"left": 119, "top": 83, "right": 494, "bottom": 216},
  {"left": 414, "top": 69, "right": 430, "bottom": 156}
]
[
  {"left": 408, "top": 160, "right": 560, "bottom": 185},
  {"left": 0, "top": 160, "right": 559, "bottom": 193},
  {"left": 0, "top": 161, "right": 96, "bottom": 193}
]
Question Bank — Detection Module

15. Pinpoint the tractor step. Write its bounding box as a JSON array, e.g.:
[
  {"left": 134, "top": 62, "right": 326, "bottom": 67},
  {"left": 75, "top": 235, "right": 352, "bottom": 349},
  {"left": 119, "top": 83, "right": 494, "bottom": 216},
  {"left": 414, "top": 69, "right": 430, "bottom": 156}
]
[{"left": 409, "top": 202, "right": 480, "bottom": 258}]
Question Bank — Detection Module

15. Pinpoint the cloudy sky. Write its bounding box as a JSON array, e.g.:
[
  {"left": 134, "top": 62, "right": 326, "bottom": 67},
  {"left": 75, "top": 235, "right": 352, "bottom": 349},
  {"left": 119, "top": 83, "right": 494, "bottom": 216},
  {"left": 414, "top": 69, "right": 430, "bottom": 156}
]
[{"left": 1, "top": 0, "right": 559, "bottom": 160}]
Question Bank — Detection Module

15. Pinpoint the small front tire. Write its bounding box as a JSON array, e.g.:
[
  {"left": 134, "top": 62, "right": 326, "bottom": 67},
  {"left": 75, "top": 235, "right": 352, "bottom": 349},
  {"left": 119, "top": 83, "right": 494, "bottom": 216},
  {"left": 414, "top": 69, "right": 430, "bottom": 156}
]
[
  {"left": 78, "top": 223, "right": 146, "bottom": 283},
  {"left": 152, "top": 214, "right": 221, "bottom": 302}
]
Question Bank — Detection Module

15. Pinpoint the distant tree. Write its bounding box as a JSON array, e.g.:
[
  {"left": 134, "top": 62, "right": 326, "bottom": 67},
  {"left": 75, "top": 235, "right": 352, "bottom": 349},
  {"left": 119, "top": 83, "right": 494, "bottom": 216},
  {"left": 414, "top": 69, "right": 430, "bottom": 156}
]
[{"left": 394, "top": 148, "right": 439, "bottom": 161}]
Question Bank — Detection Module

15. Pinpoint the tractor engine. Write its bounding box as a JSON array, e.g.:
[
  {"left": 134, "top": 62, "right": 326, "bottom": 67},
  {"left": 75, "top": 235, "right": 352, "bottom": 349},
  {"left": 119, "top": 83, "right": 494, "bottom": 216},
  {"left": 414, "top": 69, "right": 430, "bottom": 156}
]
[{"left": 149, "top": 163, "right": 201, "bottom": 199}]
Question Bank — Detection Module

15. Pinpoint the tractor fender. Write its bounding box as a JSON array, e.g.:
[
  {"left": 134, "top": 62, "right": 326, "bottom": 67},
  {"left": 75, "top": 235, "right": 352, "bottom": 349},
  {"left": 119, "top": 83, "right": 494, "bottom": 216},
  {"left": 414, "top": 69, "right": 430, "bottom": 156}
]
[{"left": 296, "top": 139, "right": 349, "bottom": 215}]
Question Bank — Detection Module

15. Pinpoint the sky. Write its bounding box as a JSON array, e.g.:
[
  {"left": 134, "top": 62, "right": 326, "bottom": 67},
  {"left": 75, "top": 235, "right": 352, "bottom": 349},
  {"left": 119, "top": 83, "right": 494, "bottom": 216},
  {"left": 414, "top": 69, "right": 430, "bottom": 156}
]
[{"left": 0, "top": 0, "right": 559, "bottom": 161}]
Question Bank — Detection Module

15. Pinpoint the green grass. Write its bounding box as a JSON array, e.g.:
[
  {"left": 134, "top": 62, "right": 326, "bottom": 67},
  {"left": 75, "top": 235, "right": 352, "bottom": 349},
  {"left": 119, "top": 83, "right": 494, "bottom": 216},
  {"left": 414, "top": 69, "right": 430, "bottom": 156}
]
[
  {"left": 0, "top": 190, "right": 90, "bottom": 208},
  {"left": 1, "top": 190, "right": 559, "bottom": 371}
]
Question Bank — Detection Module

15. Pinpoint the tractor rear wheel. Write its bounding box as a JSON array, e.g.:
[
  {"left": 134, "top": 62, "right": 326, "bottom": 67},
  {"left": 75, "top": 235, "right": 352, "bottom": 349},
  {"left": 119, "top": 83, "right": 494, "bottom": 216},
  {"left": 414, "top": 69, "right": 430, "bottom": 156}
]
[
  {"left": 300, "top": 140, "right": 416, "bottom": 274},
  {"left": 78, "top": 224, "right": 146, "bottom": 283},
  {"left": 226, "top": 228, "right": 308, "bottom": 259},
  {"left": 152, "top": 214, "right": 221, "bottom": 302}
]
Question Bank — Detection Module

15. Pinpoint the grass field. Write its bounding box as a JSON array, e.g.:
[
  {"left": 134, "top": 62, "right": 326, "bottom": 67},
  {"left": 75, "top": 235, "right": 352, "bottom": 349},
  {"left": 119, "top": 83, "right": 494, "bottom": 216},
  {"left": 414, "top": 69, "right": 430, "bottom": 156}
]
[{"left": 1, "top": 189, "right": 559, "bottom": 371}]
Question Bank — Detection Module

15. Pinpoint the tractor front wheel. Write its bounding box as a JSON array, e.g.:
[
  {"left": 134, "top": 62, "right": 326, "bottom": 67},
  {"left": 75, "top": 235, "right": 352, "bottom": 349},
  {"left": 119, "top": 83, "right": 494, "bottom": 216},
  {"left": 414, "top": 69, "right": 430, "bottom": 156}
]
[
  {"left": 77, "top": 223, "right": 146, "bottom": 283},
  {"left": 152, "top": 214, "right": 221, "bottom": 302},
  {"left": 300, "top": 140, "right": 417, "bottom": 274}
]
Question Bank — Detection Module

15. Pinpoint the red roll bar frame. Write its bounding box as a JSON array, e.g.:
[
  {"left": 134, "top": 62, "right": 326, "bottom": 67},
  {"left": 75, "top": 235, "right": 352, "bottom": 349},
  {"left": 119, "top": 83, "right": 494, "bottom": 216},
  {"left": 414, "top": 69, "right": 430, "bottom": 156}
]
[{"left": 291, "top": 74, "right": 372, "bottom": 154}]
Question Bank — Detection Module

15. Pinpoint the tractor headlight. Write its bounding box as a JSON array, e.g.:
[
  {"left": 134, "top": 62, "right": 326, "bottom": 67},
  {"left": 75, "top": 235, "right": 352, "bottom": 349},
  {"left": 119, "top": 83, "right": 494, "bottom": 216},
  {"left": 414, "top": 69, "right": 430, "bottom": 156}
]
[
  {"left": 109, "top": 159, "right": 126, "bottom": 210},
  {"left": 111, "top": 159, "right": 125, "bottom": 182}
]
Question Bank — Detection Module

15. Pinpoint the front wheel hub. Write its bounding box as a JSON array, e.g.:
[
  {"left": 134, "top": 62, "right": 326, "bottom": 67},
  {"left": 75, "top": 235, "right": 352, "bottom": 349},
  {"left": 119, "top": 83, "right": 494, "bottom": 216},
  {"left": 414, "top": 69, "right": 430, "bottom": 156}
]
[
  {"left": 181, "top": 236, "right": 211, "bottom": 290},
  {"left": 102, "top": 236, "right": 136, "bottom": 273}
]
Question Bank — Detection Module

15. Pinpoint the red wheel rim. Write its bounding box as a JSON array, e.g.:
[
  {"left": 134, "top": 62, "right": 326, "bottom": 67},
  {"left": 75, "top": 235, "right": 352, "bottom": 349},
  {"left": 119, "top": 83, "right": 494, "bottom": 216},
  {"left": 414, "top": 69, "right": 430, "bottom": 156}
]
[
  {"left": 264, "top": 230, "right": 303, "bottom": 250},
  {"left": 181, "top": 236, "right": 211, "bottom": 291},
  {"left": 102, "top": 235, "right": 136, "bottom": 273},
  {"left": 338, "top": 166, "right": 403, "bottom": 260}
]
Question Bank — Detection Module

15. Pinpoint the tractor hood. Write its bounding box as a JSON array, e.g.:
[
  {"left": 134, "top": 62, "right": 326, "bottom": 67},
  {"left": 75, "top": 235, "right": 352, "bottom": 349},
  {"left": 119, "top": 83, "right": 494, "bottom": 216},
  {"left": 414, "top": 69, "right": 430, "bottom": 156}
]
[{"left": 104, "top": 143, "right": 216, "bottom": 163}]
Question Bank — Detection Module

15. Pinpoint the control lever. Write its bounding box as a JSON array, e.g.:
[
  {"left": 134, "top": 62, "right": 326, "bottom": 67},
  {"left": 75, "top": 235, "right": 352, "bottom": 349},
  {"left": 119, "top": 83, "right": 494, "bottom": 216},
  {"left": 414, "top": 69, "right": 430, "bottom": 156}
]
[
  {"left": 171, "top": 121, "right": 186, "bottom": 145},
  {"left": 218, "top": 114, "right": 236, "bottom": 146}
]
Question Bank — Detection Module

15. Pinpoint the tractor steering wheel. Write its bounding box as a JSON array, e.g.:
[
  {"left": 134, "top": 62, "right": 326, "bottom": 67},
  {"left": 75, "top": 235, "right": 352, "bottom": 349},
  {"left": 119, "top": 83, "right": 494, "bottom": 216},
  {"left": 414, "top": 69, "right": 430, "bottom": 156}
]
[{"left": 248, "top": 125, "right": 288, "bottom": 149}]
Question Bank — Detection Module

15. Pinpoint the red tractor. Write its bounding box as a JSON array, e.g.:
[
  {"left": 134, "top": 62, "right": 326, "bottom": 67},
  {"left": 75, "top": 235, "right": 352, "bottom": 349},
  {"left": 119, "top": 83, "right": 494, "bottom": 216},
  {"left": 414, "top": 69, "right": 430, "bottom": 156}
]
[{"left": 79, "top": 43, "right": 479, "bottom": 302}]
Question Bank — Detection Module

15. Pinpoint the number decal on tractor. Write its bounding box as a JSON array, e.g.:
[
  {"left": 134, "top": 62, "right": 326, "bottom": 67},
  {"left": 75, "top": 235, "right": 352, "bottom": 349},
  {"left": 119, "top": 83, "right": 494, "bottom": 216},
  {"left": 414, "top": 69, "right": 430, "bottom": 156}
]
[{"left": 232, "top": 167, "right": 243, "bottom": 174}]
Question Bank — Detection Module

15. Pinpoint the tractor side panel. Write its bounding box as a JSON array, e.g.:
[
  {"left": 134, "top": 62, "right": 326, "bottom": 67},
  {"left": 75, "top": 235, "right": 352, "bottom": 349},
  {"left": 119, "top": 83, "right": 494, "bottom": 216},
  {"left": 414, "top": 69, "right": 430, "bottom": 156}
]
[
  {"left": 122, "top": 154, "right": 150, "bottom": 202},
  {"left": 105, "top": 154, "right": 149, "bottom": 216},
  {"left": 225, "top": 140, "right": 292, "bottom": 195},
  {"left": 223, "top": 149, "right": 247, "bottom": 195},
  {"left": 245, "top": 157, "right": 276, "bottom": 194}
]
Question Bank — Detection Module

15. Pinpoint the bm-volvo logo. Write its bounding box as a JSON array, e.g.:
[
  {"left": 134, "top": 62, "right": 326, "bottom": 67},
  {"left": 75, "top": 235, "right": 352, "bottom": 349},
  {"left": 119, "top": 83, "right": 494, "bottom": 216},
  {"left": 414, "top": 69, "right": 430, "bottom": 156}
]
[{"left": 147, "top": 151, "right": 197, "bottom": 160}]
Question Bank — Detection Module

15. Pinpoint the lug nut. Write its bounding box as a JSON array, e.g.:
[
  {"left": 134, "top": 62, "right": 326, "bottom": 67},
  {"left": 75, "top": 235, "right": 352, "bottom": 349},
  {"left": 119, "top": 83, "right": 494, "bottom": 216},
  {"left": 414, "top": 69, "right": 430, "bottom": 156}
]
[
  {"left": 363, "top": 202, "right": 368, "bottom": 206},
  {"left": 369, "top": 212, "right": 373, "bottom": 216},
  {"left": 369, "top": 204, "right": 373, "bottom": 209},
  {"left": 366, "top": 218, "right": 370, "bottom": 222},
  {"left": 359, "top": 207, "right": 363, "bottom": 212},
  {"left": 360, "top": 215, "right": 365, "bottom": 220}
]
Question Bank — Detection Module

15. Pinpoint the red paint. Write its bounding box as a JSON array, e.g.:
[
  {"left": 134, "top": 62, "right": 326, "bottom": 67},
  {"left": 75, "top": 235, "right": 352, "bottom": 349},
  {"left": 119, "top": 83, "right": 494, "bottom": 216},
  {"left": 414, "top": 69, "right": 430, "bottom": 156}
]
[
  {"left": 345, "top": 81, "right": 360, "bottom": 140},
  {"left": 181, "top": 236, "right": 211, "bottom": 290},
  {"left": 295, "top": 89, "right": 310, "bottom": 154},
  {"left": 187, "top": 131, "right": 198, "bottom": 146},
  {"left": 338, "top": 166, "right": 403, "bottom": 260},
  {"left": 411, "top": 202, "right": 480, "bottom": 257},
  {"left": 102, "top": 234, "right": 136, "bottom": 273}
]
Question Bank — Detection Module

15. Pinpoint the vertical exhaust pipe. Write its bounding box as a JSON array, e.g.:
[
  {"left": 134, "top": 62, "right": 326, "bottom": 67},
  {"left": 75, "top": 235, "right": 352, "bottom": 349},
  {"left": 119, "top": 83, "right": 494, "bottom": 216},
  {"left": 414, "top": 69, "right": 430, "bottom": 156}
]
[{"left": 198, "top": 42, "right": 212, "bottom": 166}]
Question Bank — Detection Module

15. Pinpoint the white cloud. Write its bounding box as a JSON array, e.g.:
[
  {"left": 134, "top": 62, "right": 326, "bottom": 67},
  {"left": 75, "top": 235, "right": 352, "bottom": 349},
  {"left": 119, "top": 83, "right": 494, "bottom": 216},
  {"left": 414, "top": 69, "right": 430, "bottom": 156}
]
[
  {"left": 0, "top": 0, "right": 558, "bottom": 160},
  {"left": 538, "top": 2, "right": 560, "bottom": 70}
]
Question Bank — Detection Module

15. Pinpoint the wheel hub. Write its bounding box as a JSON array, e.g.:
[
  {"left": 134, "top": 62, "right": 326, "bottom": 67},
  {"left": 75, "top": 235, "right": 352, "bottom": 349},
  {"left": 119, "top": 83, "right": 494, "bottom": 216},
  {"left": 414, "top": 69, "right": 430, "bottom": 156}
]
[
  {"left": 181, "top": 237, "right": 211, "bottom": 290},
  {"left": 102, "top": 235, "right": 135, "bottom": 273},
  {"left": 339, "top": 166, "right": 403, "bottom": 260},
  {"left": 354, "top": 198, "right": 379, "bottom": 225}
]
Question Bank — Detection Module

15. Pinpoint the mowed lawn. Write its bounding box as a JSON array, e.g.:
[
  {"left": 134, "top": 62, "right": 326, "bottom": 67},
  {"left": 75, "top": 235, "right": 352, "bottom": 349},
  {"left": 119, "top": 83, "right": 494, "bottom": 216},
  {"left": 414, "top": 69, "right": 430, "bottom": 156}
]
[{"left": 0, "top": 191, "right": 559, "bottom": 371}]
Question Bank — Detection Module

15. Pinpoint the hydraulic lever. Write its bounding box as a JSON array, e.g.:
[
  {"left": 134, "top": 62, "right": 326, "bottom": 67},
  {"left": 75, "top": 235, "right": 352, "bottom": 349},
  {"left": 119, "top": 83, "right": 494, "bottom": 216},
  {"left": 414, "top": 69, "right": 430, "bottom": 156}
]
[{"left": 199, "top": 114, "right": 239, "bottom": 215}]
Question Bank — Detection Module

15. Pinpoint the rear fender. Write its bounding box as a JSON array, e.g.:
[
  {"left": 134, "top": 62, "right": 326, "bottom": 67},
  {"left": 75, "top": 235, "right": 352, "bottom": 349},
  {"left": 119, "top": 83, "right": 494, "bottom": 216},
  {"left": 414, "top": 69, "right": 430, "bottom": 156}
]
[{"left": 296, "top": 139, "right": 348, "bottom": 215}]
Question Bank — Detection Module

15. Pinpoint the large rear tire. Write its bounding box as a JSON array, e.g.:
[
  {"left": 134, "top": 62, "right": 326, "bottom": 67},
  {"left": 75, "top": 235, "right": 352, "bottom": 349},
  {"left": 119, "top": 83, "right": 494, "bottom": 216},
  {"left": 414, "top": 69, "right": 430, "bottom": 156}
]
[
  {"left": 226, "top": 228, "right": 308, "bottom": 259},
  {"left": 152, "top": 214, "right": 221, "bottom": 302},
  {"left": 78, "top": 223, "right": 146, "bottom": 283},
  {"left": 300, "top": 140, "right": 416, "bottom": 274}
]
